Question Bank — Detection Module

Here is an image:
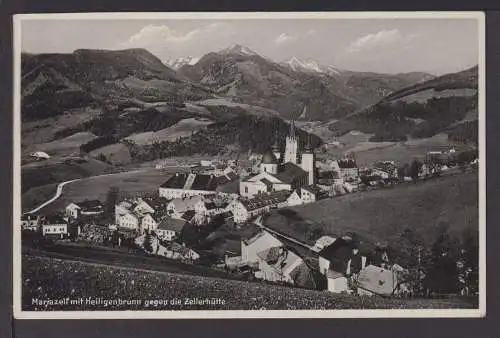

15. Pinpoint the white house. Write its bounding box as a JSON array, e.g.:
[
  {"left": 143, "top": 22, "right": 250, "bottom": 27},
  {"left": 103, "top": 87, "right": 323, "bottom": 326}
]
[
  {"left": 241, "top": 230, "right": 283, "bottom": 264},
  {"left": 65, "top": 200, "right": 104, "bottom": 219},
  {"left": 326, "top": 270, "right": 350, "bottom": 293},
  {"left": 286, "top": 190, "right": 303, "bottom": 207},
  {"left": 21, "top": 214, "right": 41, "bottom": 231},
  {"left": 254, "top": 246, "right": 308, "bottom": 285},
  {"left": 156, "top": 217, "right": 187, "bottom": 242},
  {"left": 115, "top": 199, "right": 157, "bottom": 234},
  {"left": 166, "top": 196, "right": 204, "bottom": 218},
  {"left": 30, "top": 151, "right": 50, "bottom": 160},
  {"left": 159, "top": 173, "right": 220, "bottom": 199},
  {"left": 226, "top": 191, "right": 290, "bottom": 223},
  {"left": 41, "top": 216, "right": 68, "bottom": 237}
]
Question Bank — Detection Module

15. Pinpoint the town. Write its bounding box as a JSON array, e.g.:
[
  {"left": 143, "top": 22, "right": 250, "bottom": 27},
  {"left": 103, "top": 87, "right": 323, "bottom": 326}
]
[{"left": 20, "top": 119, "right": 479, "bottom": 299}]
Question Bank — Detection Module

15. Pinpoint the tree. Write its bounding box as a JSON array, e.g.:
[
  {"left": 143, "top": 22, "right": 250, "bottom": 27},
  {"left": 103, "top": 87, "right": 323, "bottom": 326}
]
[
  {"left": 143, "top": 233, "right": 154, "bottom": 253},
  {"left": 105, "top": 186, "right": 120, "bottom": 215},
  {"left": 424, "top": 225, "right": 460, "bottom": 295},
  {"left": 409, "top": 159, "right": 423, "bottom": 181}
]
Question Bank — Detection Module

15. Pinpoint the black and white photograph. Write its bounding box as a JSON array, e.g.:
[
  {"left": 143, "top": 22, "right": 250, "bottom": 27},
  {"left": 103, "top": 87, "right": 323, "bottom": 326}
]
[{"left": 13, "top": 12, "right": 485, "bottom": 318}]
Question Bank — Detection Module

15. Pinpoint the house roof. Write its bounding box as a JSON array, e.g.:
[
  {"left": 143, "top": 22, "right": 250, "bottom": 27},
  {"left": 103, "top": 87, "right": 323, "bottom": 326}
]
[
  {"left": 216, "top": 180, "right": 239, "bottom": 194},
  {"left": 242, "top": 191, "right": 290, "bottom": 211},
  {"left": 276, "top": 163, "right": 307, "bottom": 184},
  {"left": 168, "top": 196, "right": 203, "bottom": 213},
  {"left": 76, "top": 200, "right": 103, "bottom": 210},
  {"left": 181, "top": 210, "right": 196, "bottom": 222},
  {"left": 244, "top": 230, "right": 282, "bottom": 247},
  {"left": 357, "top": 265, "right": 397, "bottom": 296},
  {"left": 157, "top": 218, "right": 187, "bottom": 233},
  {"left": 261, "top": 149, "right": 278, "bottom": 164},
  {"left": 318, "top": 237, "right": 356, "bottom": 274},
  {"left": 160, "top": 173, "right": 187, "bottom": 189},
  {"left": 288, "top": 261, "right": 316, "bottom": 289},
  {"left": 226, "top": 171, "right": 238, "bottom": 181},
  {"left": 373, "top": 161, "right": 397, "bottom": 175},
  {"left": 302, "top": 185, "right": 324, "bottom": 196},
  {"left": 326, "top": 269, "right": 345, "bottom": 279},
  {"left": 337, "top": 159, "right": 357, "bottom": 169},
  {"left": 42, "top": 215, "right": 67, "bottom": 225}
]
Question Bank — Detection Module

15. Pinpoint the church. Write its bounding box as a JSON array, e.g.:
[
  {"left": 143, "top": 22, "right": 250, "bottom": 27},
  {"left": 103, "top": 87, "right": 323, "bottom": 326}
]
[{"left": 240, "top": 121, "right": 316, "bottom": 199}]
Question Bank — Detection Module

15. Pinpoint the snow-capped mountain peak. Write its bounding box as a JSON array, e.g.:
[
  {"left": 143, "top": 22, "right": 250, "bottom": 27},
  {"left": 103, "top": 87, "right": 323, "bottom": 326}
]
[
  {"left": 164, "top": 56, "right": 200, "bottom": 69},
  {"left": 219, "top": 44, "right": 259, "bottom": 56},
  {"left": 285, "top": 57, "right": 323, "bottom": 73},
  {"left": 283, "top": 57, "right": 342, "bottom": 76}
]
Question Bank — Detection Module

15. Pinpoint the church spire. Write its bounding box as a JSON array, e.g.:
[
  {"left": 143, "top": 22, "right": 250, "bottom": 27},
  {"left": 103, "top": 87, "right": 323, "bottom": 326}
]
[{"left": 290, "top": 120, "right": 296, "bottom": 139}]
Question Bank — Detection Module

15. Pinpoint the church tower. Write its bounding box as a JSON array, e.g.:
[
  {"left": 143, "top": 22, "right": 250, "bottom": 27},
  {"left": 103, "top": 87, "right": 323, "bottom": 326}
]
[
  {"left": 272, "top": 136, "right": 281, "bottom": 162},
  {"left": 284, "top": 120, "right": 298, "bottom": 164},
  {"left": 301, "top": 135, "right": 315, "bottom": 185}
]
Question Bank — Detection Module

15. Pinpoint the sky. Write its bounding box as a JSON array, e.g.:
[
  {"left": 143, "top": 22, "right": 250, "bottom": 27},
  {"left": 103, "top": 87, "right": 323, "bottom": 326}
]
[{"left": 20, "top": 17, "right": 480, "bottom": 75}]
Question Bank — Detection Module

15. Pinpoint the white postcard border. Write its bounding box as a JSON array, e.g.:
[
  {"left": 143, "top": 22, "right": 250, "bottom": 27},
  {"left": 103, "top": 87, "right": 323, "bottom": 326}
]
[{"left": 12, "top": 11, "right": 486, "bottom": 319}]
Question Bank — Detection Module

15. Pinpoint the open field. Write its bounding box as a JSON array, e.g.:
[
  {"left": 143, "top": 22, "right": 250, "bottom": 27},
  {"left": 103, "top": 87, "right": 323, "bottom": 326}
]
[
  {"left": 124, "top": 117, "right": 214, "bottom": 145},
  {"left": 21, "top": 156, "right": 113, "bottom": 193},
  {"left": 33, "top": 168, "right": 176, "bottom": 214},
  {"left": 318, "top": 132, "right": 470, "bottom": 166},
  {"left": 24, "top": 132, "right": 98, "bottom": 157},
  {"left": 21, "top": 183, "right": 59, "bottom": 212},
  {"left": 265, "top": 172, "right": 478, "bottom": 247},
  {"left": 22, "top": 255, "right": 477, "bottom": 311}
]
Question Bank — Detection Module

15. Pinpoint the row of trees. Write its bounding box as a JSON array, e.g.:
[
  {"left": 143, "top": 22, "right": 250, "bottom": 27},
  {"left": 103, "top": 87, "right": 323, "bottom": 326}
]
[{"left": 397, "top": 226, "right": 478, "bottom": 296}]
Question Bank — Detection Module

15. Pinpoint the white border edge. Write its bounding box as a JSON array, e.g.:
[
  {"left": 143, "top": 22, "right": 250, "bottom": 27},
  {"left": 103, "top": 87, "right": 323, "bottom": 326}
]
[{"left": 12, "top": 11, "right": 486, "bottom": 320}]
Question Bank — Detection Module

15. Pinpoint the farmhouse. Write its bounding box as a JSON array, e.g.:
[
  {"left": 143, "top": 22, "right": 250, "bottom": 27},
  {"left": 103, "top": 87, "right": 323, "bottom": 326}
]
[
  {"left": 357, "top": 265, "right": 399, "bottom": 296},
  {"left": 66, "top": 200, "right": 104, "bottom": 219},
  {"left": 156, "top": 217, "right": 188, "bottom": 242},
  {"left": 41, "top": 216, "right": 68, "bottom": 237},
  {"left": 254, "top": 246, "right": 315, "bottom": 288},
  {"left": 159, "top": 173, "right": 220, "bottom": 199},
  {"left": 21, "top": 214, "right": 41, "bottom": 231},
  {"left": 226, "top": 191, "right": 290, "bottom": 223},
  {"left": 337, "top": 159, "right": 359, "bottom": 183},
  {"left": 166, "top": 195, "right": 204, "bottom": 218},
  {"left": 30, "top": 151, "right": 50, "bottom": 160},
  {"left": 318, "top": 237, "right": 368, "bottom": 293},
  {"left": 241, "top": 230, "right": 283, "bottom": 265},
  {"left": 115, "top": 198, "right": 158, "bottom": 234}
]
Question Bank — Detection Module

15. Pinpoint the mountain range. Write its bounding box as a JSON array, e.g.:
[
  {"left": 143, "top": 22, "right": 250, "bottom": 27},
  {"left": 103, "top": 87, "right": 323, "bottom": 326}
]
[{"left": 20, "top": 44, "right": 478, "bottom": 168}]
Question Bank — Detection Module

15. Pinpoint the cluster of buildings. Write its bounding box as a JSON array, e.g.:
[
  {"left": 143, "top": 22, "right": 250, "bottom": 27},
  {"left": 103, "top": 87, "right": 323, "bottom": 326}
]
[{"left": 227, "top": 228, "right": 405, "bottom": 296}]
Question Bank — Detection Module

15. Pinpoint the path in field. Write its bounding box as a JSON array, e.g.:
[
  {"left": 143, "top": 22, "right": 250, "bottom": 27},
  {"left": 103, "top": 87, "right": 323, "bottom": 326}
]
[
  {"left": 25, "top": 170, "right": 143, "bottom": 214},
  {"left": 25, "top": 179, "right": 80, "bottom": 214}
]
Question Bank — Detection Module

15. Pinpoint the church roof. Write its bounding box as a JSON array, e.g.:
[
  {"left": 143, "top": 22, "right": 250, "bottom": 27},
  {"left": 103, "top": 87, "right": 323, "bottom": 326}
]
[
  {"left": 261, "top": 149, "right": 278, "bottom": 164},
  {"left": 276, "top": 163, "right": 308, "bottom": 184}
]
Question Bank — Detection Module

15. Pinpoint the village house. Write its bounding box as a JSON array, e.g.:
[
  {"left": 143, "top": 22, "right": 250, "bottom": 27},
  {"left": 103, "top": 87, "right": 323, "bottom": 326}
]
[
  {"left": 357, "top": 265, "right": 399, "bottom": 297},
  {"left": 30, "top": 151, "right": 50, "bottom": 160},
  {"left": 115, "top": 198, "right": 158, "bottom": 234},
  {"left": 159, "top": 173, "right": 221, "bottom": 199},
  {"left": 226, "top": 191, "right": 290, "bottom": 223},
  {"left": 337, "top": 159, "right": 359, "bottom": 183},
  {"left": 372, "top": 161, "right": 398, "bottom": 180},
  {"left": 40, "top": 216, "right": 68, "bottom": 237},
  {"left": 241, "top": 230, "right": 284, "bottom": 265},
  {"left": 156, "top": 217, "right": 188, "bottom": 242},
  {"left": 21, "top": 214, "right": 42, "bottom": 231},
  {"left": 65, "top": 200, "right": 104, "bottom": 219},
  {"left": 166, "top": 195, "right": 205, "bottom": 219},
  {"left": 254, "top": 246, "right": 316, "bottom": 288},
  {"left": 286, "top": 190, "right": 303, "bottom": 207},
  {"left": 158, "top": 242, "right": 200, "bottom": 261},
  {"left": 318, "top": 237, "right": 368, "bottom": 293},
  {"left": 300, "top": 185, "right": 327, "bottom": 204}
]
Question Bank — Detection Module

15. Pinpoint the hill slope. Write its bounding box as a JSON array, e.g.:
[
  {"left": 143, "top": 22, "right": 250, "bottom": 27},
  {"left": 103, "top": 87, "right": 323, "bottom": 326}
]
[
  {"left": 21, "top": 48, "right": 211, "bottom": 121},
  {"left": 264, "top": 172, "right": 478, "bottom": 250},
  {"left": 329, "top": 66, "right": 478, "bottom": 143}
]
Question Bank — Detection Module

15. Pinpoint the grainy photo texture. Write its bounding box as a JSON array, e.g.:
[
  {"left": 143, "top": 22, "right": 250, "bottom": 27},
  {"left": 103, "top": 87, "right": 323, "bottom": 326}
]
[{"left": 13, "top": 12, "right": 485, "bottom": 318}]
